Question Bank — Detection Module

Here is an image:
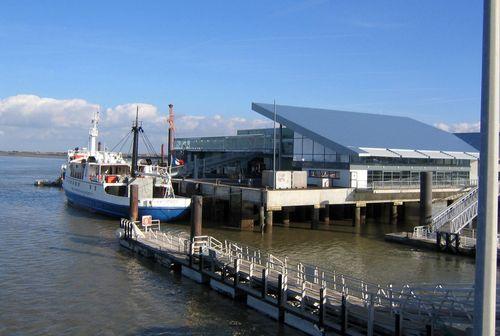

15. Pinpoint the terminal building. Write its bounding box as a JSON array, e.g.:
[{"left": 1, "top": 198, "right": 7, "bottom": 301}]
[{"left": 175, "top": 103, "right": 479, "bottom": 190}]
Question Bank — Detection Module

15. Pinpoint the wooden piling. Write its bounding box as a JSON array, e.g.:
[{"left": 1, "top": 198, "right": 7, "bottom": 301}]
[
  {"left": 129, "top": 184, "right": 139, "bottom": 221},
  {"left": 191, "top": 195, "right": 203, "bottom": 239}
]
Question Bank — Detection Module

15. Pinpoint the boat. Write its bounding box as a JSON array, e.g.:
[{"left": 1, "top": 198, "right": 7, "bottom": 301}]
[{"left": 61, "top": 109, "right": 191, "bottom": 221}]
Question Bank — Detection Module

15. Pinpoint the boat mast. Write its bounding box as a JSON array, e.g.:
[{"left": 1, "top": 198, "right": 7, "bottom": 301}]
[
  {"left": 131, "top": 106, "right": 141, "bottom": 178},
  {"left": 88, "top": 110, "right": 99, "bottom": 155},
  {"left": 167, "top": 104, "right": 175, "bottom": 172}
]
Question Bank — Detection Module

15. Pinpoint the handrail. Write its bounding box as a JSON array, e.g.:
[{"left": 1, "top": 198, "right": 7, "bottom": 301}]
[{"left": 119, "top": 219, "right": 486, "bottom": 330}]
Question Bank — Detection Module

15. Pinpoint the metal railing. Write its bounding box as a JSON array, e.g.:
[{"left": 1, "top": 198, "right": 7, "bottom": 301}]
[
  {"left": 119, "top": 219, "right": 496, "bottom": 333},
  {"left": 366, "top": 179, "right": 477, "bottom": 191},
  {"left": 430, "top": 187, "right": 478, "bottom": 233},
  {"left": 174, "top": 134, "right": 275, "bottom": 153}
]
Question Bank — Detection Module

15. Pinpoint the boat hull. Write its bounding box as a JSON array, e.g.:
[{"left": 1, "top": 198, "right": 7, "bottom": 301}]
[{"left": 65, "top": 189, "right": 189, "bottom": 222}]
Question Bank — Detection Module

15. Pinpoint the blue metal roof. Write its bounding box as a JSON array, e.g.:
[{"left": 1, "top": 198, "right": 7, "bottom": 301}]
[{"left": 252, "top": 102, "right": 478, "bottom": 155}]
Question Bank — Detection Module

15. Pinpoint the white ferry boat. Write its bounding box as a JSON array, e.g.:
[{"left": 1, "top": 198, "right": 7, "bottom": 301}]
[{"left": 61, "top": 111, "right": 191, "bottom": 221}]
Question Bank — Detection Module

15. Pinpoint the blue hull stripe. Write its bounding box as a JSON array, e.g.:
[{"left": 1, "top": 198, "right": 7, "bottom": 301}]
[{"left": 64, "top": 189, "right": 189, "bottom": 222}]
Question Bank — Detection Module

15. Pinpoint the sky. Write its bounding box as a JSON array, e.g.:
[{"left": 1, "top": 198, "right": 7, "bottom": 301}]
[{"left": 0, "top": 1, "right": 485, "bottom": 151}]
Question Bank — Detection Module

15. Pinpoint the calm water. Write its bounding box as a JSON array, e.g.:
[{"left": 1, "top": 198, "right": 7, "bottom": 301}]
[
  {"left": 0, "top": 156, "right": 485, "bottom": 335},
  {"left": 0, "top": 156, "right": 299, "bottom": 336}
]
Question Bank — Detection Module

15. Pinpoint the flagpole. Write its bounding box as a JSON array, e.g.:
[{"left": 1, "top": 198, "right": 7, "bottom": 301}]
[
  {"left": 273, "top": 100, "right": 277, "bottom": 189},
  {"left": 474, "top": 0, "right": 499, "bottom": 334}
]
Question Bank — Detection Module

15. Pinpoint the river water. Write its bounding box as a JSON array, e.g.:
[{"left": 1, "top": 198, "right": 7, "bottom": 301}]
[{"left": 0, "top": 156, "right": 484, "bottom": 335}]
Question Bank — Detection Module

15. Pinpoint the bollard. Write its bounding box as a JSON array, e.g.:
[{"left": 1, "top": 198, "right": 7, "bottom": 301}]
[
  {"left": 233, "top": 258, "right": 239, "bottom": 287},
  {"left": 129, "top": 184, "right": 139, "bottom": 221},
  {"left": 419, "top": 172, "right": 432, "bottom": 226},
  {"left": 190, "top": 195, "right": 203, "bottom": 240},
  {"left": 261, "top": 268, "right": 268, "bottom": 298},
  {"left": 395, "top": 312, "right": 402, "bottom": 336},
  {"left": 277, "top": 273, "right": 285, "bottom": 323},
  {"left": 199, "top": 246, "right": 204, "bottom": 272},
  {"left": 341, "top": 294, "right": 348, "bottom": 334},
  {"left": 319, "top": 287, "right": 326, "bottom": 326}
]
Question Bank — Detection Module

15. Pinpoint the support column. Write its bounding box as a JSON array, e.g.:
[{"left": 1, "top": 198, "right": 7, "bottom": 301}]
[
  {"left": 391, "top": 202, "right": 398, "bottom": 224},
  {"left": 265, "top": 209, "right": 273, "bottom": 233},
  {"left": 282, "top": 207, "right": 290, "bottom": 227},
  {"left": 190, "top": 195, "right": 203, "bottom": 239},
  {"left": 240, "top": 201, "right": 254, "bottom": 231},
  {"left": 360, "top": 206, "right": 366, "bottom": 224},
  {"left": 353, "top": 205, "right": 361, "bottom": 227},
  {"left": 193, "top": 154, "right": 199, "bottom": 179},
  {"left": 129, "top": 184, "right": 139, "bottom": 221},
  {"left": 311, "top": 205, "right": 320, "bottom": 229},
  {"left": 259, "top": 206, "right": 265, "bottom": 229},
  {"left": 419, "top": 172, "right": 433, "bottom": 226},
  {"left": 323, "top": 205, "right": 330, "bottom": 225}
]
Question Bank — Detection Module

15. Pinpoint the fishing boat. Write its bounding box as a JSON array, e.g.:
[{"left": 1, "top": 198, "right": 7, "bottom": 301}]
[{"left": 61, "top": 110, "right": 191, "bottom": 221}]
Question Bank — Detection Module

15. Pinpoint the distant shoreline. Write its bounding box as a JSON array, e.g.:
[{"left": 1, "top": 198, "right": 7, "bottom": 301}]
[{"left": 0, "top": 151, "right": 66, "bottom": 158}]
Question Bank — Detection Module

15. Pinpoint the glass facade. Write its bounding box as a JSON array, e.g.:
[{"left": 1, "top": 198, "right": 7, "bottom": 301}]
[
  {"left": 293, "top": 132, "right": 471, "bottom": 167},
  {"left": 367, "top": 170, "right": 470, "bottom": 184},
  {"left": 293, "top": 132, "right": 349, "bottom": 163}
]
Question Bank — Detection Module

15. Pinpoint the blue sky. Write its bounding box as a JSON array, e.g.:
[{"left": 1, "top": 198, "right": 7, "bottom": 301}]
[{"left": 0, "top": 1, "right": 485, "bottom": 150}]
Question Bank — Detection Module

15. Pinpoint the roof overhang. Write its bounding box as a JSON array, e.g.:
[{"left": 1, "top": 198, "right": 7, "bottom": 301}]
[{"left": 252, "top": 102, "right": 359, "bottom": 155}]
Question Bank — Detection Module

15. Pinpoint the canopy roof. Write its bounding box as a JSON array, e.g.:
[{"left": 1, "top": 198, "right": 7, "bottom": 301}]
[{"left": 252, "top": 102, "right": 478, "bottom": 158}]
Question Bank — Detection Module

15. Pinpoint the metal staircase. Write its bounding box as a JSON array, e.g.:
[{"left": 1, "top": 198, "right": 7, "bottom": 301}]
[
  {"left": 413, "top": 187, "right": 480, "bottom": 246},
  {"left": 429, "top": 187, "right": 478, "bottom": 234}
]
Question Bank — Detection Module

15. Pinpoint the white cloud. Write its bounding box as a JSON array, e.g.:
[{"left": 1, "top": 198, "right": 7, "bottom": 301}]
[
  {"left": 175, "top": 114, "right": 270, "bottom": 137},
  {"left": 434, "top": 121, "right": 481, "bottom": 133},
  {"left": 0, "top": 94, "right": 271, "bottom": 151},
  {"left": 105, "top": 103, "right": 160, "bottom": 124},
  {"left": 0, "top": 94, "right": 99, "bottom": 128}
]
